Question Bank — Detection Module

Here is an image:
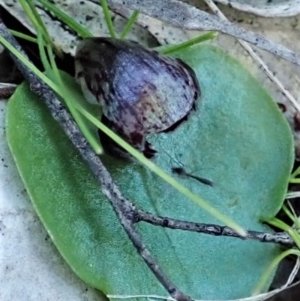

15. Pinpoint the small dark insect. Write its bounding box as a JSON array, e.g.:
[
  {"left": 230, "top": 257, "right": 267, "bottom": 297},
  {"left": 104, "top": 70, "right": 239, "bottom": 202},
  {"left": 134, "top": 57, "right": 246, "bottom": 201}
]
[
  {"left": 171, "top": 167, "right": 213, "bottom": 187},
  {"left": 75, "top": 37, "right": 200, "bottom": 159}
]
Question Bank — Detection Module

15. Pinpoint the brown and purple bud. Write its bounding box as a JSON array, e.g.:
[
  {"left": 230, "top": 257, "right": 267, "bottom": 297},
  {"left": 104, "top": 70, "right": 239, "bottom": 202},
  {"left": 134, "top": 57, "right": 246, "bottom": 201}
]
[{"left": 75, "top": 37, "right": 200, "bottom": 158}]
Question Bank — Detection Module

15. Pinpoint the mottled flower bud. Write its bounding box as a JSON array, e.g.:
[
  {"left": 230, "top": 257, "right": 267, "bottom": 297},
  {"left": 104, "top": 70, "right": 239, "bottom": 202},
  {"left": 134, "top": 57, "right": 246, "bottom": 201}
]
[{"left": 75, "top": 37, "right": 200, "bottom": 158}]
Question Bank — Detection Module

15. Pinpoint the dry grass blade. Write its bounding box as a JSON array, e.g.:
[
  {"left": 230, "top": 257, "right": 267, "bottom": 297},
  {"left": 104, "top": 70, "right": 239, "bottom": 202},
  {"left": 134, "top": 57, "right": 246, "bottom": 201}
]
[
  {"left": 213, "top": 0, "right": 300, "bottom": 17},
  {"left": 105, "top": 0, "right": 300, "bottom": 66},
  {"left": 203, "top": 0, "right": 300, "bottom": 113}
]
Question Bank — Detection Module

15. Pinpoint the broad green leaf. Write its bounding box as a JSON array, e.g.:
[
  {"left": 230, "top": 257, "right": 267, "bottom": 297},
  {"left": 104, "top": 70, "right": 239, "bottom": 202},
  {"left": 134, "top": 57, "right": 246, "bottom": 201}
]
[{"left": 6, "top": 45, "right": 294, "bottom": 300}]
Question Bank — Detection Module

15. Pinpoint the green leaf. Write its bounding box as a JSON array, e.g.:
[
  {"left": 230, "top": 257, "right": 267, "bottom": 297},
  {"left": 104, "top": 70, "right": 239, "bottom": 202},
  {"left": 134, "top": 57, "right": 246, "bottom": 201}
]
[{"left": 6, "top": 45, "right": 294, "bottom": 299}]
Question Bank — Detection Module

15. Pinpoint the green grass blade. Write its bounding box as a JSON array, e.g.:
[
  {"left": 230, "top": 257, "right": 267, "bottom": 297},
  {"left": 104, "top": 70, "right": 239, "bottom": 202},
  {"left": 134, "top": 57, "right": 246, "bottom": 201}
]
[
  {"left": 291, "top": 165, "right": 300, "bottom": 178},
  {"left": 10, "top": 29, "right": 37, "bottom": 43},
  {"left": 23, "top": 0, "right": 62, "bottom": 56},
  {"left": 282, "top": 205, "right": 300, "bottom": 228},
  {"left": 25, "top": 0, "right": 50, "bottom": 41},
  {"left": 120, "top": 11, "right": 139, "bottom": 39},
  {"left": 159, "top": 32, "right": 218, "bottom": 54},
  {"left": 100, "top": 0, "right": 117, "bottom": 38},
  {"left": 19, "top": 0, "right": 40, "bottom": 31},
  {"left": 37, "top": 32, "right": 51, "bottom": 74},
  {"left": 36, "top": 0, "right": 93, "bottom": 38}
]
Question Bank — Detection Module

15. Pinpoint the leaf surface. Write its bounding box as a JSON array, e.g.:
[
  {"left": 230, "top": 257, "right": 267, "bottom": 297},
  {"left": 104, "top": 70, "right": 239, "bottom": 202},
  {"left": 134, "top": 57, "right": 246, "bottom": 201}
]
[{"left": 6, "top": 45, "right": 294, "bottom": 300}]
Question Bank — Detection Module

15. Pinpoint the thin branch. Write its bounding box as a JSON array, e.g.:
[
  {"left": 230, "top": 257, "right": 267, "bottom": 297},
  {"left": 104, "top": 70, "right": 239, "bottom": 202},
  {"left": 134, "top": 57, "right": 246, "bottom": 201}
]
[
  {"left": 0, "top": 19, "right": 191, "bottom": 301},
  {"left": 103, "top": 0, "right": 300, "bottom": 66},
  {"left": 203, "top": 0, "right": 300, "bottom": 113},
  {"left": 135, "top": 210, "right": 295, "bottom": 247}
]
